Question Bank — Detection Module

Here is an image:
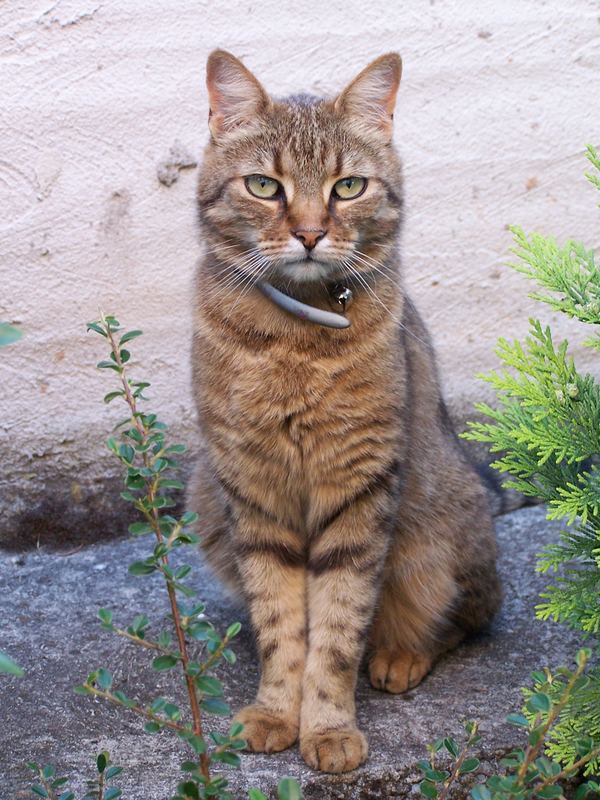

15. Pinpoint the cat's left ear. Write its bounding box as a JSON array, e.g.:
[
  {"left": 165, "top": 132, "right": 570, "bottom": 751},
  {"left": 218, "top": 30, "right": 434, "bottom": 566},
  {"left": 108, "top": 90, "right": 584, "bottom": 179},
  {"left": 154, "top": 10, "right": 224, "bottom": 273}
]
[
  {"left": 206, "top": 50, "right": 272, "bottom": 138},
  {"left": 334, "top": 53, "right": 402, "bottom": 141}
]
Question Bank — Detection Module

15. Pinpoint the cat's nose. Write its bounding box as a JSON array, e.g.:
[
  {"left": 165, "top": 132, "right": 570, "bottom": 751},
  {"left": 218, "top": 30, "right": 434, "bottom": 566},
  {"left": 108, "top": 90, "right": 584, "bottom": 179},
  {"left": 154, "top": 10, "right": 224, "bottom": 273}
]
[{"left": 291, "top": 228, "right": 327, "bottom": 251}]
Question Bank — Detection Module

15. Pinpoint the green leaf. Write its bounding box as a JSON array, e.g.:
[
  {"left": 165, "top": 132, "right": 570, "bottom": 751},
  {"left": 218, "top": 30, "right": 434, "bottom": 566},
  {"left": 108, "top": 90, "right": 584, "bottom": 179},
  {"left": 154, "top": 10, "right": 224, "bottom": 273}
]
[
  {"left": 120, "top": 491, "right": 138, "bottom": 503},
  {"left": 98, "top": 608, "right": 113, "bottom": 626},
  {"left": 277, "top": 778, "right": 302, "bottom": 800},
  {"left": 30, "top": 785, "right": 49, "bottom": 798},
  {"left": 120, "top": 329, "right": 143, "bottom": 344},
  {"left": 248, "top": 790, "right": 268, "bottom": 800},
  {"left": 424, "top": 769, "right": 449, "bottom": 782},
  {"left": 527, "top": 692, "right": 551, "bottom": 713},
  {"left": 128, "top": 522, "right": 153, "bottom": 536},
  {"left": 529, "top": 728, "right": 543, "bottom": 747},
  {"left": 576, "top": 648, "right": 592, "bottom": 667},
  {"left": 96, "top": 668, "right": 112, "bottom": 690},
  {"left": 58, "top": 792, "right": 75, "bottom": 800},
  {"left": 144, "top": 721, "right": 161, "bottom": 734},
  {"left": 187, "top": 734, "right": 207, "bottom": 754},
  {"left": 201, "top": 698, "right": 231, "bottom": 716},
  {"left": 128, "top": 561, "right": 156, "bottom": 576},
  {"left": 105, "top": 766, "right": 123, "bottom": 779},
  {"left": 152, "top": 655, "right": 179, "bottom": 671},
  {"left": 118, "top": 444, "right": 135, "bottom": 464},
  {"left": 96, "top": 752, "right": 107, "bottom": 773},
  {"left": 211, "top": 751, "right": 241, "bottom": 767},
  {"left": 86, "top": 321, "right": 106, "bottom": 337},
  {"left": 104, "top": 315, "right": 120, "bottom": 330},
  {"left": 0, "top": 651, "right": 24, "bottom": 676},
  {"left": 175, "top": 565, "right": 192, "bottom": 580},
  {"left": 575, "top": 736, "right": 594, "bottom": 757},
  {"left": 459, "top": 758, "right": 480, "bottom": 774},
  {"left": 178, "top": 782, "right": 199, "bottom": 800},
  {"left": 471, "top": 786, "right": 492, "bottom": 800},
  {"left": 104, "top": 391, "right": 125, "bottom": 404},
  {"left": 158, "top": 479, "right": 184, "bottom": 490},
  {"left": 163, "top": 702, "right": 181, "bottom": 720},
  {"left": 195, "top": 675, "right": 223, "bottom": 697},
  {"left": 226, "top": 622, "right": 242, "bottom": 639},
  {"left": 535, "top": 787, "right": 563, "bottom": 799},
  {"left": 104, "top": 789, "right": 122, "bottom": 800},
  {"left": 419, "top": 780, "right": 439, "bottom": 799},
  {"left": 181, "top": 512, "right": 198, "bottom": 526},
  {"left": 97, "top": 360, "right": 121, "bottom": 371},
  {"left": 506, "top": 713, "right": 529, "bottom": 728},
  {"left": 443, "top": 737, "right": 460, "bottom": 758}
]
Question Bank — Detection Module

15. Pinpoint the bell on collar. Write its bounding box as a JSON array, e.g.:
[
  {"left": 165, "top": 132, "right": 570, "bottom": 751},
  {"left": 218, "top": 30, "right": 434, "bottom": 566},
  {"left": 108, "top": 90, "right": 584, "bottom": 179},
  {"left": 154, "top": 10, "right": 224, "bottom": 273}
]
[{"left": 330, "top": 284, "right": 354, "bottom": 313}]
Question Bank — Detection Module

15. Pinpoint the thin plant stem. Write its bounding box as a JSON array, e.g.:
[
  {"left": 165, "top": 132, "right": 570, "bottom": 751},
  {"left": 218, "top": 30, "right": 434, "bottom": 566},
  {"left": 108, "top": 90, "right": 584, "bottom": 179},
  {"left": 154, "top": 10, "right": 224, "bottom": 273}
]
[
  {"left": 102, "top": 315, "right": 210, "bottom": 782},
  {"left": 85, "top": 685, "right": 187, "bottom": 733}
]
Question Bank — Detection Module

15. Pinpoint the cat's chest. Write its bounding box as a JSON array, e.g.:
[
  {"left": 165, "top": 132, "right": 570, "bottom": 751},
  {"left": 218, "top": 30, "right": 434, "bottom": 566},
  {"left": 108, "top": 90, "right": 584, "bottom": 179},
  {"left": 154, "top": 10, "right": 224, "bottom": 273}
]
[{"left": 229, "top": 349, "right": 349, "bottom": 425}]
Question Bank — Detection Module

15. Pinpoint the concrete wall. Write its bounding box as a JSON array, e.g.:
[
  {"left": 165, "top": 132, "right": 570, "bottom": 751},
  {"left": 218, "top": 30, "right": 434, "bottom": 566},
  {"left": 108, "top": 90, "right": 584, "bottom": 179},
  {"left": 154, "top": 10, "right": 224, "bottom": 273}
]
[{"left": 1, "top": 0, "right": 599, "bottom": 543}]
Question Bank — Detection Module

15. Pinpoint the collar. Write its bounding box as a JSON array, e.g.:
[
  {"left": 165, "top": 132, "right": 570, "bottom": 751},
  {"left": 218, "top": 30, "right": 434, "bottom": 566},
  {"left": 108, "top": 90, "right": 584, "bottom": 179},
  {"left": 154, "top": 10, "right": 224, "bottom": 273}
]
[{"left": 257, "top": 281, "right": 353, "bottom": 329}]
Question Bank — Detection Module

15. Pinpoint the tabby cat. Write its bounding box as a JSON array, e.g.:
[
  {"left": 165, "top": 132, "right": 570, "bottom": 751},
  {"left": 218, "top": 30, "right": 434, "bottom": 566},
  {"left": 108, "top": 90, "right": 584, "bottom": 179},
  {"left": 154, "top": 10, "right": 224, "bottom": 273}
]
[{"left": 189, "top": 50, "right": 501, "bottom": 774}]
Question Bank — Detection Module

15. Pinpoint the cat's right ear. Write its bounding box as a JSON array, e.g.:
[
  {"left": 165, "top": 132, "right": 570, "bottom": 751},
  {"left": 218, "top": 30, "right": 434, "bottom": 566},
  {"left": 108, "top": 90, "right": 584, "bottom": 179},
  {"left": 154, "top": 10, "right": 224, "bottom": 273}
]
[
  {"left": 334, "top": 53, "right": 402, "bottom": 142},
  {"left": 206, "top": 50, "right": 271, "bottom": 138}
]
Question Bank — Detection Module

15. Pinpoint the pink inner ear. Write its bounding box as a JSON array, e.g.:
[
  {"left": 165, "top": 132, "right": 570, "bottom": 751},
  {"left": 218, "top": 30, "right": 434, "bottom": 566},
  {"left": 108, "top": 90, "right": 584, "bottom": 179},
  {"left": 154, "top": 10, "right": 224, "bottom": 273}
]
[
  {"left": 206, "top": 51, "right": 270, "bottom": 135},
  {"left": 335, "top": 54, "right": 402, "bottom": 134}
]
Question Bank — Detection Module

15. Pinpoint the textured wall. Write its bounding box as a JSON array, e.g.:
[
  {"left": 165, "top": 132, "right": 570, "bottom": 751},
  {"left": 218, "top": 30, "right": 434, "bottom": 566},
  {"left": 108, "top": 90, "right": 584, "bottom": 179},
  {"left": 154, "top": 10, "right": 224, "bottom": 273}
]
[{"left": 1, "top": 0, "right": 599, "bottom": 542}]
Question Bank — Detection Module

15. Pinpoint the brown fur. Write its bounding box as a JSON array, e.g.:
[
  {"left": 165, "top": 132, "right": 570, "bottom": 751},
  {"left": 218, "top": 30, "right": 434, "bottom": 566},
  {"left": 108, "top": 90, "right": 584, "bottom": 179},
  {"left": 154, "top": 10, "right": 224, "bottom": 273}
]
[{"left": 188, "top": 50, "right": 501, "bottom": 773}]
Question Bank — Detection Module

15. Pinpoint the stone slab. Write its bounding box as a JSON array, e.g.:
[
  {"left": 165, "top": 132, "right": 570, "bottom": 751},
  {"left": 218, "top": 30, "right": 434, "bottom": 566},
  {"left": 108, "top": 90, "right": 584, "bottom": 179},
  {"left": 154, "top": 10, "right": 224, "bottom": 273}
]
[{"left": 0, "top": 505, "right": 581, "bottom": 798}]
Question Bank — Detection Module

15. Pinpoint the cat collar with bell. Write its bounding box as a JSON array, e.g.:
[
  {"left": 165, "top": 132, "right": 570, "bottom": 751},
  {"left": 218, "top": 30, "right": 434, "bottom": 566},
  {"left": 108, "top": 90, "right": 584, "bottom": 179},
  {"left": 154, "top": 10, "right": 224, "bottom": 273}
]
[{"left": 257, "top": 281, "right": 353, "bottom": 329}]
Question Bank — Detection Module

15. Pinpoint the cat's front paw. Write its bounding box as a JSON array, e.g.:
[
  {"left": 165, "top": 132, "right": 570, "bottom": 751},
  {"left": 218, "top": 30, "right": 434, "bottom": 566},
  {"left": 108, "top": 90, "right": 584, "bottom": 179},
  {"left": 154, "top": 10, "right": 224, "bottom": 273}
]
[
  {"left": 234, "top": 704, "right": 298, "bottom": 753},
  {"left": 369, "top": 648, "right": 432, "bottom": 693},
  {"left": 300, "top": 727, "right": 368, "bottom": 773}
]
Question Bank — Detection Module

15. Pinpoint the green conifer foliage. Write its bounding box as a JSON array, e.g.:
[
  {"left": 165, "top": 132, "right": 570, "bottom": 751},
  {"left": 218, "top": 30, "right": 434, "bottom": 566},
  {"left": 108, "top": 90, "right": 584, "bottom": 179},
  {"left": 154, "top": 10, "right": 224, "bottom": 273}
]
[{"left": 463, "top": 145, "right": 600, "bottom": 773}]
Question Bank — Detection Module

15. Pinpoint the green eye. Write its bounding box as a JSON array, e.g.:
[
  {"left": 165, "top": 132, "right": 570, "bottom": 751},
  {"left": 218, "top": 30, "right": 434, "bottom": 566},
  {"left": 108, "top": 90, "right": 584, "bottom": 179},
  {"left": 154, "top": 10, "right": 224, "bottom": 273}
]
[
  {"left": 245, "top": 174, "right": 281, "bottom": 199},
  {"left": 333, "top": 176, "right": 367, "bottom": 200}
]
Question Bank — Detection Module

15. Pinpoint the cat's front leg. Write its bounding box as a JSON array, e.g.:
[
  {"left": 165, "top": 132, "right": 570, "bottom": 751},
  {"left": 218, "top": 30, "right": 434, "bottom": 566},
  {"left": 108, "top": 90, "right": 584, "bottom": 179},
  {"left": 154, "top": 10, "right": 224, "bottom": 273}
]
[
  {"left": 300, "top": 484, "right": 394, "bottom": 773},
  {"left": 230, "top": 502, "right": 307, "bottom": 754}
]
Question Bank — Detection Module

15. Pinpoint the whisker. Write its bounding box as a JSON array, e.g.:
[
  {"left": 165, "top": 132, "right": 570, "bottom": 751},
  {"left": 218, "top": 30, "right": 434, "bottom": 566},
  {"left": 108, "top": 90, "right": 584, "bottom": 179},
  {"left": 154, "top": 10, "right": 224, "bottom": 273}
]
[{"left": 339, "top": 257, "right": 430, "bottom": 347}]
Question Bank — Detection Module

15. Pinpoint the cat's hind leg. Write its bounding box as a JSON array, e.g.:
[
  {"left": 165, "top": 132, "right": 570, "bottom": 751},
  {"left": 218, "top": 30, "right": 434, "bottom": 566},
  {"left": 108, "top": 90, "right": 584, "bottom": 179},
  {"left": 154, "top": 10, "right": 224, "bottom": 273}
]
[
  {"left": 368, "top": 486, "right": 501, "bottom": 694},
  {"left": 368, "top": 532, "right": 460, "bottom": 693}
]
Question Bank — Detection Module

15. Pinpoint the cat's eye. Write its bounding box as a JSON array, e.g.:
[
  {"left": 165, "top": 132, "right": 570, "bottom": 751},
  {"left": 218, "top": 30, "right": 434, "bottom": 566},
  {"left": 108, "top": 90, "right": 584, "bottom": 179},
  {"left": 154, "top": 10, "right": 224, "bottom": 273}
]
[
  {"left": 245, "top": 174, "right": 281, "bottom": 199},
  {"left": 332, "top": 176, "right": 367, "bottom": 200}
]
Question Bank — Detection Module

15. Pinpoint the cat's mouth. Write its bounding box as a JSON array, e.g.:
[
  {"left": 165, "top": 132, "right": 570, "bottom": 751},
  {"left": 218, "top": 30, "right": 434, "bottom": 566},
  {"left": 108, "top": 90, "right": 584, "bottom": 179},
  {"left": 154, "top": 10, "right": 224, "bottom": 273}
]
[{"left": 276, "top": 256, "right": 337, "bottom": 284}]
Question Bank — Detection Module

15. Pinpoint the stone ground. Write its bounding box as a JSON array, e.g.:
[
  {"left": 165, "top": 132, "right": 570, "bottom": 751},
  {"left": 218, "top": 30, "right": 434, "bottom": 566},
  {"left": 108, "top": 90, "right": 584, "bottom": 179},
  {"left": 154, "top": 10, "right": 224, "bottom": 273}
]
[{"left": 0, "top": 505, "right": 582, "bottom": 799}]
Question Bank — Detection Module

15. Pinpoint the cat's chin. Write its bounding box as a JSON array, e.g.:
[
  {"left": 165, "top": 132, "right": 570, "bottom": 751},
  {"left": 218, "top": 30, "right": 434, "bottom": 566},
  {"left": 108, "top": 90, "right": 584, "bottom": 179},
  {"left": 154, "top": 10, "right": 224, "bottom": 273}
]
[{"left": 276, "top": 259, "right": 336, "bottom": 284}]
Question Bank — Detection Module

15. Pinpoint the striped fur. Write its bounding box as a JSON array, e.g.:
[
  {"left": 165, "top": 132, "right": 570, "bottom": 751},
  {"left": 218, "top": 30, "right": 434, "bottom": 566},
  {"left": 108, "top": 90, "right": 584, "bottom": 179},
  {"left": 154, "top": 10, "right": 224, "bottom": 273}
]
[{"left": 188, "top": 51, "right": 501, "bottom": 773}]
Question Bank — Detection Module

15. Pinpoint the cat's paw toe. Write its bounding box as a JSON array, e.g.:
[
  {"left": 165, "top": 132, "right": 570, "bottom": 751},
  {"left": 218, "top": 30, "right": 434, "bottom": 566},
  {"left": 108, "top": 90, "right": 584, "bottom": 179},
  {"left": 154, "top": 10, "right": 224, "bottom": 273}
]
[
  {"left": 369, "top": 649, "right": 432, "bottom": 693},
  {"left": 233, "top": 705, "right": 298, "bottom": 753},
  {"left": 300, "top": 727, "right": 368, "bottom": 773}
]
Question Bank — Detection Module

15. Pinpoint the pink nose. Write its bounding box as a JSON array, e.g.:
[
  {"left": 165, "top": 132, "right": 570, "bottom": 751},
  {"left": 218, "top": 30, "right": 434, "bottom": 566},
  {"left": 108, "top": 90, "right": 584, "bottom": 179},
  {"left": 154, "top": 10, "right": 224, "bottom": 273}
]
[{"left": 292, "top": 228, "right": 327, "bottom": 251}]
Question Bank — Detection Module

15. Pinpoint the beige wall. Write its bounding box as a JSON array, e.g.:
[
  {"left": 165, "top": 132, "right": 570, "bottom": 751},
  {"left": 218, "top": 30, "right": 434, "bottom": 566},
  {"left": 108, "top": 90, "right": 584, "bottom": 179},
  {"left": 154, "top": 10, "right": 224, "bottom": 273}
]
[{"left": 1, "top": 0, "right": 599, "bottom": 541}]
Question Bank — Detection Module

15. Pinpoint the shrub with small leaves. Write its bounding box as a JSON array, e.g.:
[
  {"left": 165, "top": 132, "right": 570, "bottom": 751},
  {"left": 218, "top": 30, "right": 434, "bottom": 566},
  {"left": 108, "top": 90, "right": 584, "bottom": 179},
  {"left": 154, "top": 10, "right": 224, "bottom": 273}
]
[
  {"left": 28, "top": 752, "right": 122, "bottom": 800},
  {"left": 463, "top": 145, "right": 600, "bottom": 773},
  {"left": 418, "top": 652, "right": 600, "bottom": 800}
]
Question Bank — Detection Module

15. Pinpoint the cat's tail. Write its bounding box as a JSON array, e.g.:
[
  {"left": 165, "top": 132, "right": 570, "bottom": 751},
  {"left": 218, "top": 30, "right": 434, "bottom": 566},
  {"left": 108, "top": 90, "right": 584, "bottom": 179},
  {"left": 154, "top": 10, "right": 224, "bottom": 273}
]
[{"left": 474, "top": 461, "right": 541, "bottom": 517}]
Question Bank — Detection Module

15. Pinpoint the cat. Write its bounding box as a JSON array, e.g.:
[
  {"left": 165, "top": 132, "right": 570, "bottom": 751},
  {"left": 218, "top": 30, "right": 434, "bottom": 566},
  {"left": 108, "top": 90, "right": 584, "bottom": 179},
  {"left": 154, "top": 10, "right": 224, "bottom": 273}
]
[{"left": 188, "top": 49, "right": 502, "bottom": 774}]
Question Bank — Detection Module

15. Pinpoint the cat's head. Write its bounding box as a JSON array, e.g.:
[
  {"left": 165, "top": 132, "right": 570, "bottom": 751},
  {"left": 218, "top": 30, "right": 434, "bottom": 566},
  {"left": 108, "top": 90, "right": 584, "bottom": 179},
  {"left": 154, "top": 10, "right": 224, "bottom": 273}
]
[{"left": 197, "top": 50, "right": 403, "bottom": 287}]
